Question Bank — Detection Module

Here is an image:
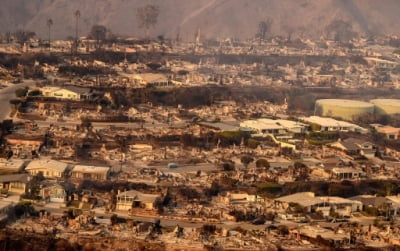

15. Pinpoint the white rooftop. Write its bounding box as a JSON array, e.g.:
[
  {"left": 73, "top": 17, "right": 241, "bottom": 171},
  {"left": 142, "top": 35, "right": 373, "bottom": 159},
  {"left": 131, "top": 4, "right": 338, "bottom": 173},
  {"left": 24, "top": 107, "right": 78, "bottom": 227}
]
[
  {"left": 301, "top": 116, "right": 364, "bottom": 129},
  {"left": 276, "top": 192, "right": 323, "bottom": 207},
  {"left": 299, "top": 225, "right": 349, "bottom": 241},
  {"left": 0, "top": 159, "right": 25, "bottom": 170},
  {"left": 25, "top": 159, "right": 68, "bottom": 172},
  {"left": 241, "top": 118, "right": 307, "bottom": 132},
  {"left": 240, "top": 119, "right": 284, "bottom": 130}
]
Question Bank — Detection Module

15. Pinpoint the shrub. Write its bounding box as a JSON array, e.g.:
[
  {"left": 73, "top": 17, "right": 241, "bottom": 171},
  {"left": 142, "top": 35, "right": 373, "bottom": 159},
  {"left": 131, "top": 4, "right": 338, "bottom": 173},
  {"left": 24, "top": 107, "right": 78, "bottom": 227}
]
[
  {"left": 247, "top": 138, "right": 260, "bottom": 149},
  {"left": 240, "top": 155, "right": 254, "bottom": 168},
  {"left": 201, "top": 224, "right": 216, "bottom": 235},
  {"left": 256, "top": 158, "right": 270, "bottom": 168},
  {"left": 222, "top": 162, "right": 235, "bottom": 171},
  {"left": 110, "top": 214, "right": 118, "bottom": 225},
  {"left": 13, "top": 202, "right": 37, "bottom": 218},
  {"left": 15, "top": 88, "right": 28, "bottom": 97},
  {"left": 257, "top": 182, "right": 282, "bottom": 195},
  {"left": 278, "top": 225, "right": 289, "bottom": 235},
  {"left": 365, "top": 206, "right": 378, "bottom": 216},
  {"left": 28, "top": 90, "right": 41, "bottom": 96}
]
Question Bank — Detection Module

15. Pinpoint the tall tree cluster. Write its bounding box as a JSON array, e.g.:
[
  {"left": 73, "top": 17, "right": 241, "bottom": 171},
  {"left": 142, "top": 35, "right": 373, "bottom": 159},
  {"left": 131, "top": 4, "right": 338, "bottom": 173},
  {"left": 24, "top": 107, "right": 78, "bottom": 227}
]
[{"left": 256, "top": 18, "right": 273, "bottom": 43}]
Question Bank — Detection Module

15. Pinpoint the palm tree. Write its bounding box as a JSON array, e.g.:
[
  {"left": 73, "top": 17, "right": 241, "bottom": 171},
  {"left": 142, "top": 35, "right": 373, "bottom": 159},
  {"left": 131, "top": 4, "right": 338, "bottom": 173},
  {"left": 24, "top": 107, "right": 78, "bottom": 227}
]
[
  {"left": 46, "top": 18, "right": 53, "bottom": 51},
  {"left": 74, "top": 10, "right": 81, "bottom": 54}
]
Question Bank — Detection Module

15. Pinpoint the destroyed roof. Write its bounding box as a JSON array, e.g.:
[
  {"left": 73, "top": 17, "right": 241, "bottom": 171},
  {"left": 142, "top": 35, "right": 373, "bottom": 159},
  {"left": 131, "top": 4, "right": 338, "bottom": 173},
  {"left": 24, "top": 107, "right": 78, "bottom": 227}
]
[
  {"left": 117, "top": 190, "right": 160, "bottom": 203},
  {"left": 331, "top": 167, "right": 364, "bottom": 173},
  {"left": 72, "top": 165, "right": 110, "bottom": 174},
  {"left": 134, "top": 73, "right": 168, "bottom": 83},
  {"left": 299, "top": 225, "right": 349, "bottom": 241},
  {"left": 337, "top": 140, "right": 360, "bottom": 152},
  {"left": 199, "top": 122, "right": 245, "bottom": 132},
  {"left": 5, "top": 134, "right": 44, "bottom": 141}
]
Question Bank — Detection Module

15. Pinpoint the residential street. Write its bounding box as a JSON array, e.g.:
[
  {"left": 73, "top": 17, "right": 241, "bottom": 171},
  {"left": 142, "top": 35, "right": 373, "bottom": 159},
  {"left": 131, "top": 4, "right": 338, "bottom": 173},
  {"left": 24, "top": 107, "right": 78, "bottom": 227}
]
[{"left": 0, "top": 80, "right": 35, "bottom": 121}]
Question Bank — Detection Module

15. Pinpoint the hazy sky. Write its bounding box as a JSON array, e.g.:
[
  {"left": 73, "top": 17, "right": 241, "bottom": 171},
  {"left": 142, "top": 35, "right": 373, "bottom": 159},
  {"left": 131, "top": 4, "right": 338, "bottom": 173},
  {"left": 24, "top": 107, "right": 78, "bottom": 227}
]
[{"left": 1, "top": 0, "right": 400, "bottom": 40}]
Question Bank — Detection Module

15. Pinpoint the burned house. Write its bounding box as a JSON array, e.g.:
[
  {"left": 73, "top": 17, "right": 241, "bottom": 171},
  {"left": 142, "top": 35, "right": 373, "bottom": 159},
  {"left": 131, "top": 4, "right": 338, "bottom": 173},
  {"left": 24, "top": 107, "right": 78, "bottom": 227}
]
[{"left": 70, "top": 165, "right": 110, "bottom": 181}]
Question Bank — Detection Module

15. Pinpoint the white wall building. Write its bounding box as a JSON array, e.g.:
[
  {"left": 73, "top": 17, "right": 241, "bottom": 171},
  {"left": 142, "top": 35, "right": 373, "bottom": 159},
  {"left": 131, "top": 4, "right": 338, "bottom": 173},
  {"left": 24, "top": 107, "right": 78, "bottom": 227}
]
[
  {"left": 300, "top": 116, "right": 368, "bottom": 133},
  {"left": 240, "top": 118, "right": 307, "bottom": 135}
]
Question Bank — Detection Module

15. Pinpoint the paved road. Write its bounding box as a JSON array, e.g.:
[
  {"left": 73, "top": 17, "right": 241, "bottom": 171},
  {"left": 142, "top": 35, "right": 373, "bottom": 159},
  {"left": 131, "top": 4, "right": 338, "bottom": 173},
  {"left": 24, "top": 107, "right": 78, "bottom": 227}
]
[{"left": 0, "top": 81, "right": 35, "bottom": 121}]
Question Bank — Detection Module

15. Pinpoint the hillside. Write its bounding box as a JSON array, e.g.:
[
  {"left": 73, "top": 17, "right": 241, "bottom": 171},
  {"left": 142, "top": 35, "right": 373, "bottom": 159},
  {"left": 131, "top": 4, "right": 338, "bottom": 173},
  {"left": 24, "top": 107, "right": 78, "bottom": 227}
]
[{"left": 1, "top": 0, "right": 400, "bottom": 41}]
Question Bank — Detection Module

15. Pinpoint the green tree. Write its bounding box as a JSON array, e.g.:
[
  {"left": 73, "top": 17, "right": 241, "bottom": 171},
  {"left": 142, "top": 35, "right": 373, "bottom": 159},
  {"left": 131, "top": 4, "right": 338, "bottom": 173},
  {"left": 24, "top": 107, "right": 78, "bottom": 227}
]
[
  {"left": 278, "top": 225, "right": 289, "bottom": 235},
  {"left": 201, "top": 224, "right": 216, "bottom": 235},
  {"left": 256, "top": 158, "right": 270, "bottom": 169},
  {"left": 240, "top": 155, "right": 254, "bottom": 168},
  {"left": 247, "top": 138, "right": 260, "bottom": 149},
  {"left": 9, "top": 99, "right": 22, "bottom": 108},
  {"left": 25, "top": 172, "right": 45, "bottom": 200},
  {"left": 88, "top": 25, "right": 107, "bottom": 48},
  {"left": 110, "top": 214, "right": 119, "bottom": 225},
  {"left": 28, "top": 90, "right": 42, "bottom": 96},
  {"left": 294, "top": 161, "right": 309, "bottom": 181},
  {"left": 15, "top": 87, "right": 28, "bottom": 97},
  {"left": 219, "top": 131, "right": 250, "bottom": 147},
  {"left": 222, "top": 162, "right": 235, "bottom": 171},
  {"left": 13, "top": 202, "right": 37, "bottom": 218},
  {"left": 310, "top": 123, "right": 321, "bottom": 132}
]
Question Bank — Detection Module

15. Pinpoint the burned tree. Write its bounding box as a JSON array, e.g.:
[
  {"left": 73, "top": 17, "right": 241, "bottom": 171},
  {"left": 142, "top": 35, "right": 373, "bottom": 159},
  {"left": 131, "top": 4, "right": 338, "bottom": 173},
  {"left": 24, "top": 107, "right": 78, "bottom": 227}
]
[
  {"left": 137, "top": 4, "right": 160, "bottom": 37},
  {"left": 46, "top": 18, "right": 53, "bottom": 51},
  {"left": 14, "top": 30, "right": 36, "bottom": 45},
  {"left": 240, "top": 155, "right": 254, "bottom": 168},
  {"left": 326, "top": 19, "right": 358, "bottom": 43},
  {"left": 88, "top": 25, "right": 107, "bottom": 49},
  {"left": 74, "top": 10, "right": 81, "bottom": 54},
  {"left": 256, "top": 18, "right": 273, "bottom": 44}
]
